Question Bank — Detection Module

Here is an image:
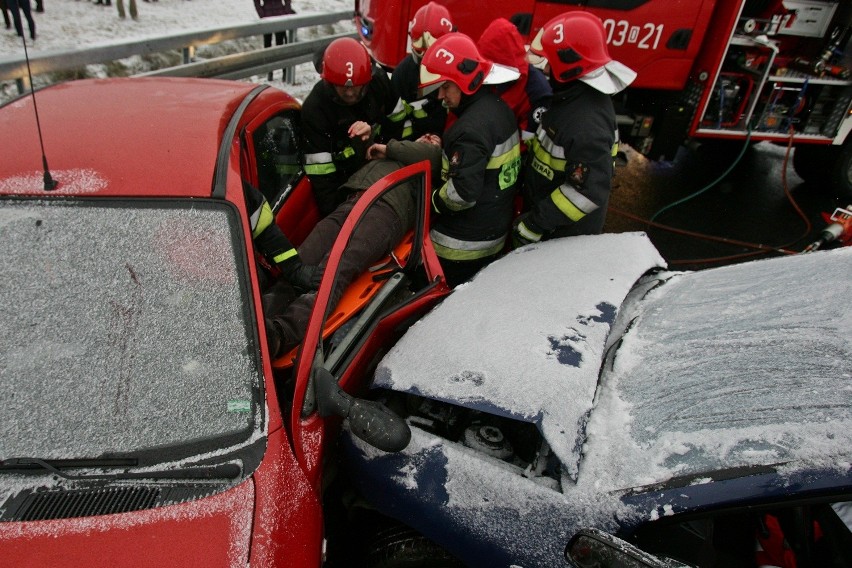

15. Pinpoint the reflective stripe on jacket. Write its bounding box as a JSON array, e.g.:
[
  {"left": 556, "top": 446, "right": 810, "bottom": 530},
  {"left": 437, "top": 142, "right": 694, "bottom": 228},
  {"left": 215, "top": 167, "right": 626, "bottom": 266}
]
[
  {"left": 523, "top": 81, "right": 617, "bottom": 236},
  {"left": 300, "top": 67, "right": 401, "bottom": 215},
  {"left": 430, "top": 89, "right": 521, "bottom": 261}
]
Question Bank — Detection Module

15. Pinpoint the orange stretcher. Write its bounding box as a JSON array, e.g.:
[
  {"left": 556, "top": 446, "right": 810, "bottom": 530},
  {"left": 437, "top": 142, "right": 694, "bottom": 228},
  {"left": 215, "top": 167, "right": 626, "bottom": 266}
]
[{"left": 271, "top": 231, "right": 414, "bottom": 370}]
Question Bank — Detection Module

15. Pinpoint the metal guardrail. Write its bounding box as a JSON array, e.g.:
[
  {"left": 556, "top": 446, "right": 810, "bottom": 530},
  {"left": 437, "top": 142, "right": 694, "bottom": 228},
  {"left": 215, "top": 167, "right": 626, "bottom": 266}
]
[
  {"left": 140, "top": 31, "right": 357, "bottom": 81},
  {"left": 0, "top": 10, "right": 354, "bottom": 92}
]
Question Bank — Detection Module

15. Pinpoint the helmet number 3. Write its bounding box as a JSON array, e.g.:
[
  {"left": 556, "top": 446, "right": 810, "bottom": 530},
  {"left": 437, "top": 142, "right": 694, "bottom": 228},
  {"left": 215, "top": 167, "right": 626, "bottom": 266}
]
[
  {"left": 346, "top": 61, "right": 354, "bottom": 78},
  {"left": 552, "top": 23, "right": 564, "bottom": 44},
  {"left": 436, "top": 48, "right": 455, "bottom": 64}
]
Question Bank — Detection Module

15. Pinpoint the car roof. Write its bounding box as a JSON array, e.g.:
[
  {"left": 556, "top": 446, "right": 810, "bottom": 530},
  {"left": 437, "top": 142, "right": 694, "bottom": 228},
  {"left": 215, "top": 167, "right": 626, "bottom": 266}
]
[{"left": 0, "top": 77, "right": 259, "bottom": 199}]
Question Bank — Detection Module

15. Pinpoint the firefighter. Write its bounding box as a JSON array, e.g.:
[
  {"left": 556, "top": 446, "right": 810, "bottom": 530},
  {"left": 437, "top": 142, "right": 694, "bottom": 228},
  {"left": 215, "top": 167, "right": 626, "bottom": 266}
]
[
  {"left": 264, "top": 136, "right": 443, "bottom": 358},
  {"left": 390, "top": 1, "right": 456, "bottom": 139},
  {"left": 243, "top": 181, "right": 319, "bottom": 294},
  {"left": 478, "top": 17, "right": 552, "bottom": 144},
  {"left": 513, "top": 12, "right": 637, "bottom": 247},
  {"left": 301, "top": 37, "right": 403, "bottom": 216},
  {"left": 418, "top": 32, "right": 523, "bottom": 287}
]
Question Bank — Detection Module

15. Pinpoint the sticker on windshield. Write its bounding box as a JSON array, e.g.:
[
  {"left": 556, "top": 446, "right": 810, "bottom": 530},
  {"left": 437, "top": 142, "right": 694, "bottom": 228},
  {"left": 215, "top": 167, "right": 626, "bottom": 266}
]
[{"left": 227, "top": 399, "right": 251, "bottom": 413}]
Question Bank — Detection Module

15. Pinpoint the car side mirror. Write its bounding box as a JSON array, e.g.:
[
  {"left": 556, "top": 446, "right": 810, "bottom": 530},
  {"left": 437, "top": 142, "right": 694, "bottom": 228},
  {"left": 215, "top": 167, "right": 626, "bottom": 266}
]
[
  {"left": 313, "top": 367, "right": 411, "bottom": 452},
  {"left": 566, "top": 528, "right": 691, "bottom": 568}
]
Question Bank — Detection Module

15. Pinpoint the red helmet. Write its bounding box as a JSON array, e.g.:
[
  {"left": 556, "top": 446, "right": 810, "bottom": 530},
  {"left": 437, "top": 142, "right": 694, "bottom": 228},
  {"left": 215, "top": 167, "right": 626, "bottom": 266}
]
[
  {"left": 321, "top": 37, "right": 372, "bottom": 87},
  {"left": 409, "top": 2, "right": 455, "bottom": 60},
  {"left": 528, "top": 12, "right": 612, "bottom": 83},
  {"left": 419, "top": 32, "right": 492, "bottom": 95}
]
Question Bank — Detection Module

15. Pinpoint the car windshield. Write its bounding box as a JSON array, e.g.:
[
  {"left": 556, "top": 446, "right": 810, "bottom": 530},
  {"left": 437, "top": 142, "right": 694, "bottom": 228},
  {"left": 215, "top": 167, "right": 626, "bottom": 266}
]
[
  {"left": 584, "top": 249, "right": 852, "bottom": 491},
  {"left": 0, "top": 198, "right": 262, "bottom": 463}
]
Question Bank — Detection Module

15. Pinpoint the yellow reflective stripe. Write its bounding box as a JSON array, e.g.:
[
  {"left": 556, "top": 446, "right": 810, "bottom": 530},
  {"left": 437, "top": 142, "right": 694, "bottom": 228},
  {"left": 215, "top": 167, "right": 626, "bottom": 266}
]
[
  {"left": 550, "top": 183, "right": 598, "bottom": 222},
  {"left": 410, "top": 100, "right": 429, "bottom": 119},
  {"left": 516, "top": 220, "right": 542, "bottom": 242},
  {"left": 430, "top": 229, "right": 506, "bottom": 260},
  {"left": 402, "top": 122, "right": 414, "bottom": 139},
  {"left": 487, "top": 145, "right": 521, "bottom": 169},
  {"left": 272, "top": 248, "right": 298, "bottom": 265},
  {"left": 276, "top": 164, "right": 301, "bottom": 175},
  {"left": 486, "top": 133, "right": 521, "bottom": 168},
  {"left": 304, "top": 150, "right": 336, "bottom": 176},
  {"left": 487, "top": 134, "right": 522, "bottom": 190},
  {"left": 530, "top": 137, "right": 566, "bottom": 172},
  {"left": 534, "top": 128, "right": 565, "bottom": 159},
  {"left": 612, "top": 128, "right": 620, "bottom": 158},
  {"left": 305, "top": 162, "right": 336, "bottom": 175},
  {"left": 438, "top": 179, "right": 474, "bottom": 212},
  {"left": 388, "top": 99, "right": 408, "bottom": 123},
  {"left": 252, "top": 201, "right": 275, "bottom": 238}
]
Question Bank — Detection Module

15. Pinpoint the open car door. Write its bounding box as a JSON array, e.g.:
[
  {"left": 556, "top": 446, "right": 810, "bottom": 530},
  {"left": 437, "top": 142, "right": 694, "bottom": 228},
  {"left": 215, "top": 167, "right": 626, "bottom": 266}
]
[{"left": 289, "top": 160, "right": 452, "bottom": 482}]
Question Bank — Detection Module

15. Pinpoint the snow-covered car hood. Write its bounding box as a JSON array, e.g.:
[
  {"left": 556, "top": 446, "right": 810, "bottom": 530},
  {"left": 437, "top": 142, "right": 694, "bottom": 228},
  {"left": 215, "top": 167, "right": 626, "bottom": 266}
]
[
  {"left": 374, "top": 232, "right": 667, "bottom": 475},
  {"left": 0, "top": 480, "right": 254, "bottom": 567}
]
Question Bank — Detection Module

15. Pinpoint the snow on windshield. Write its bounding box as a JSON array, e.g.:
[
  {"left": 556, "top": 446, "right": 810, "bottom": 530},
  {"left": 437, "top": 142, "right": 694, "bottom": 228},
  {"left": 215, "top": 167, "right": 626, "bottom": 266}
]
[
  {"left": 583, "top": 246, "right": 852, "bottom": 491},
  {"left": 0, "top": 200, "right": 260, "bottom": 461}
]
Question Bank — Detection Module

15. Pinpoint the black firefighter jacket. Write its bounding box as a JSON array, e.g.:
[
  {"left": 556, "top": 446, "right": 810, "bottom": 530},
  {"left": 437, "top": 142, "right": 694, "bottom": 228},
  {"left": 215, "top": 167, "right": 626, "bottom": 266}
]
[
  {"left": 301, "top": 67, "right": 405, "bottom": 215},
  {"left": 524, "top": 81, "right": 618, "bottom": 236},
  {"left": 431, "top": 89, "right": 521, "bottom": 261}
]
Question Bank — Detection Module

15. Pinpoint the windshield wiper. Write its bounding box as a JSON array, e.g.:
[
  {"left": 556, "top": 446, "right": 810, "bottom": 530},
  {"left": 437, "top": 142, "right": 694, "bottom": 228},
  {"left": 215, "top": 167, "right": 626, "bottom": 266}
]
[
  {"left": 0, "top": 457, "right": 137, "bottom": 477},
  {"left": 0, "top": 457, "right": 241, "bottom": 480}
]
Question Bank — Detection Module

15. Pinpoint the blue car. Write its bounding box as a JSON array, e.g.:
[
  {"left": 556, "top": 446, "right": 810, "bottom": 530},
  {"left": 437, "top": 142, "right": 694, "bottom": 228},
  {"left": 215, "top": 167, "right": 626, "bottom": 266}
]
[{"left": 342, "top": 232, "right": 852, "bottom": 568}]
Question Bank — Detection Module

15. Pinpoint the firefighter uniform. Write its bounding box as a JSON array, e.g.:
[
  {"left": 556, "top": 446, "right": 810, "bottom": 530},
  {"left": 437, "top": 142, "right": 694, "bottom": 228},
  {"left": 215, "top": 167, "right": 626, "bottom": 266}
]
[
  {"left": 301, "top": 67, "right": 403, "bottom": 216},
  {"left": 431, "top": 89, "right": 521, "bottom": 283},
  {"left": 391, "top": 54, "right": 449, "bottom": 140},
  {"left": 243, "top": 180, "right": 298, "bottom": 271},
  {"left": 522, "top": 80, "right": 618, "bottom": 238}
]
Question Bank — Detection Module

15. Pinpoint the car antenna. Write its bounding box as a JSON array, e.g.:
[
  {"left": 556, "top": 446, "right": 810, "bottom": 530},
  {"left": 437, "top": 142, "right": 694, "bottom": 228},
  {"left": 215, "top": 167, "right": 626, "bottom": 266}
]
[{"left": 20, "top": 35, "right": 58, "bottom": 191}]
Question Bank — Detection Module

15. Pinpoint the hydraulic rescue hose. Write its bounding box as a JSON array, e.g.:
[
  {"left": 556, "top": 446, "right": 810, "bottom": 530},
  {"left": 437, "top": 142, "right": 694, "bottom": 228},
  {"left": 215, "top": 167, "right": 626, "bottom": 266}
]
[{"left": 610, "top": 124, "right": 812, "bottom": 266}]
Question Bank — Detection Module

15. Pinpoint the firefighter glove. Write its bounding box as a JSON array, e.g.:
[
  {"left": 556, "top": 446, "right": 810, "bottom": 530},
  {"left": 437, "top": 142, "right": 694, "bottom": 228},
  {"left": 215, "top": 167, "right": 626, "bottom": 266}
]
[{"left": 512, "top": 213, "right": 544, "bottom": 248}]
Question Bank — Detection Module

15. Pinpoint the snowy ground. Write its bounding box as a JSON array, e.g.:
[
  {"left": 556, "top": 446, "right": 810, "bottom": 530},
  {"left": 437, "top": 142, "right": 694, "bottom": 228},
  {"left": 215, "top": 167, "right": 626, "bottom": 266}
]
[{"left": 1, "top": 0, "right": 355, "bottom": 102}]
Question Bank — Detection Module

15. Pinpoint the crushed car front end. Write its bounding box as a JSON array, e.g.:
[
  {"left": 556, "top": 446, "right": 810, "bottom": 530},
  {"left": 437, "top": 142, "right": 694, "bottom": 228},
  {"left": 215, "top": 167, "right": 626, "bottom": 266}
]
[{"left": 342, "top": 234, "right": 852, "bottom": 567}]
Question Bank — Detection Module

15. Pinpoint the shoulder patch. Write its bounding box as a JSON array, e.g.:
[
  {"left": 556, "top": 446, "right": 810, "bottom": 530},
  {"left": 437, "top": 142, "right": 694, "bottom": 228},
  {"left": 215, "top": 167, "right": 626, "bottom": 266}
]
[
  {"left": 448, "top": 150, "right": 463, "bottom": 176},
  {"left": 567, "top": 163, "right": 589, "bottom": 187}
]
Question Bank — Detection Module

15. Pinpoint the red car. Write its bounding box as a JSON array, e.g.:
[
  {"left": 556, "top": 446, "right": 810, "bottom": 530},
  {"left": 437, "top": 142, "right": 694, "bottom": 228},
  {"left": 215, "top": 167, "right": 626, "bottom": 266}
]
[{"left": 0, "top": 77, "right": 450, "bottom": 567}]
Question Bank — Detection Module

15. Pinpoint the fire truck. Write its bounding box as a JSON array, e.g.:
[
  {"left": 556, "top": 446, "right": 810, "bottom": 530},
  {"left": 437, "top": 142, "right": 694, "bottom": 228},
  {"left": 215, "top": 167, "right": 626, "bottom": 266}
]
[{"left": 355, "top": 0, "right": 852, "bottom": 198}]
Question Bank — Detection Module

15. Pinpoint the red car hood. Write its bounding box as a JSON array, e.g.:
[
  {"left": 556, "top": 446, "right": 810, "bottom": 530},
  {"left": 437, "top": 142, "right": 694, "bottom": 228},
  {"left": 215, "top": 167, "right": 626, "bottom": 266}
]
[{"left": 0, "top": 480, "right": 254, "bottom": 568}]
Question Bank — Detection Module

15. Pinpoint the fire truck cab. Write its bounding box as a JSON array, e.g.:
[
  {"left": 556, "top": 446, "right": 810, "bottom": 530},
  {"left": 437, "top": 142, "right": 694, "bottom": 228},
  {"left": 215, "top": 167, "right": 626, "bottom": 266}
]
[{"left": 355, "top": 0, "right": 852, "bottom": 198}]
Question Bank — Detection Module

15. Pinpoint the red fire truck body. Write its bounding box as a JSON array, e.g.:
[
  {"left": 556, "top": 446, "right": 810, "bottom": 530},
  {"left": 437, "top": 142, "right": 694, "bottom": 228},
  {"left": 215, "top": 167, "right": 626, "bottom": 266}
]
[{"left": 355, "top": 0, "right": 852, "bottom": 196}]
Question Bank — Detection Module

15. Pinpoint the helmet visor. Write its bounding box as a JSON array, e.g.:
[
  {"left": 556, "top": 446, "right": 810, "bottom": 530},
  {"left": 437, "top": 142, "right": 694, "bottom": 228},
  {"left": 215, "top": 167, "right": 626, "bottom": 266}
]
[
  {"left": 411, "top": 31, "right": 435, "bottom": 58},
  {"left": 418, "top": 63, "right": 446, "bottom": 94},
  {"left": 527, "top": 51, "right": 548, "bottom": 71},
  {"left": 483, "top": 62, "right": 521, "bottom": 85},
  {"left": 578, "top": 60, "right": 637, "bottom": 94}
]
